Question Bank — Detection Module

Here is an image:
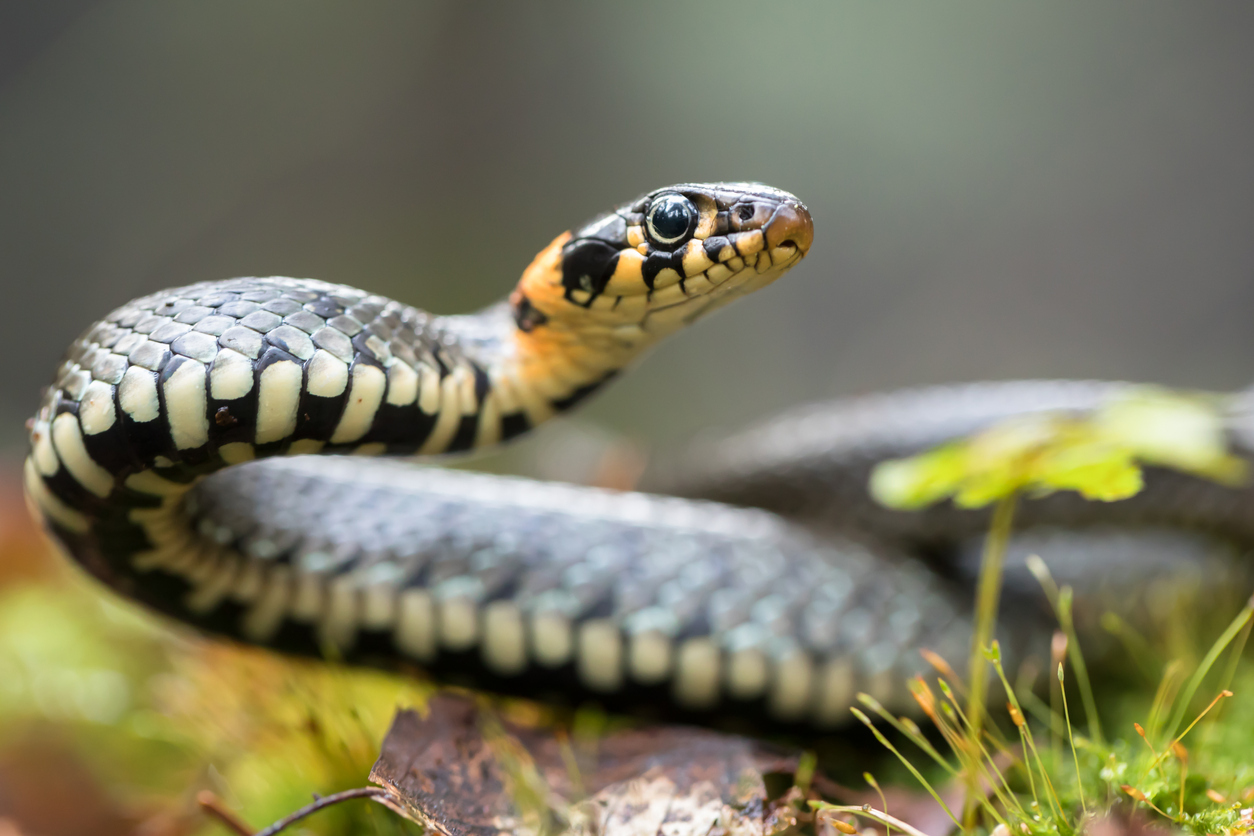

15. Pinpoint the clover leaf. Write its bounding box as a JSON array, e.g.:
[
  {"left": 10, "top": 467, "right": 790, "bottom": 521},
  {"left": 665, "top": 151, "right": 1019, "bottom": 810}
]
[{"left": 870, "top": 387, "right": 1247, "bottom": 511}]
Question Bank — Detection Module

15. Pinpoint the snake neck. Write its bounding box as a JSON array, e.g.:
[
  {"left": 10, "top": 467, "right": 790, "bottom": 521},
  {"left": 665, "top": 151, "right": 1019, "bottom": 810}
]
[
  {"left": 448, "top": 229, "right": 703, "bottom": 442},
  {"left": 438, "top": 244, "right": 640, "bottom": 444},
  {"left": 19, "top": 275, "right": 620, "bottom": 624}
]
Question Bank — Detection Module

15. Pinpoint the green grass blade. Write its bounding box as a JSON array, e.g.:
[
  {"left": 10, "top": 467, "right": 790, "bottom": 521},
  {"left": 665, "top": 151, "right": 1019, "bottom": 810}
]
[{"left": 1163, "top": 597, "right": 1254, "bottom": 743}]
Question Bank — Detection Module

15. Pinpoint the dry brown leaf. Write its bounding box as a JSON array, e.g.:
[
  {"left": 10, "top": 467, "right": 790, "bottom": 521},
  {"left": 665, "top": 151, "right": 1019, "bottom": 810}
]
[{"left": 368, "top": 694, "right": 806, "bottom": 836}]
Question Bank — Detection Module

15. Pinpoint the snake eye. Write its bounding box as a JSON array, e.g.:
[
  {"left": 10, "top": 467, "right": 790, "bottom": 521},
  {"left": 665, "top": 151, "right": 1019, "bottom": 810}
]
[{"left": 645, "top": 193, "right": 696, "bottom": 247}]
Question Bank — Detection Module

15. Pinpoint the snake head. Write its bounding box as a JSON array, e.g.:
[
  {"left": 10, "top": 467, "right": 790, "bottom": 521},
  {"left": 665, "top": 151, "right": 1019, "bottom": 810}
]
[{"left": 512, "top": 182, "right": 812, "bottom": 348}]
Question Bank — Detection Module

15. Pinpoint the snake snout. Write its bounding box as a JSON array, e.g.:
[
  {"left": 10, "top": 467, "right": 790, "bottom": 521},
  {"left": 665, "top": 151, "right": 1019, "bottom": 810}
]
[{"left": 764, "top": 200, "right": 814, "bottom": 257}]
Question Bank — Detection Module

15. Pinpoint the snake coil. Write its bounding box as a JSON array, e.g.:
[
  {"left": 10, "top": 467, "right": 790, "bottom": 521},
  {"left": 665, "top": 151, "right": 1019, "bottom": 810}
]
[{"left": 24, "top": 182, "right": 1254, "bottom": 729}]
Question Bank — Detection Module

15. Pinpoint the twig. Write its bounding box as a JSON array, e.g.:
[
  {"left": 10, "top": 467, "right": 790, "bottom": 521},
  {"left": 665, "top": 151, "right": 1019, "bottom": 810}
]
[
  {"left": 197, "top": 791, "right": 254, "bottom": 836},
  {"left": 254, "top": 787, "right": 394, "bottom": 836},
  {"left": 198, "top": 787, "right": 396, "bottom": 836}
]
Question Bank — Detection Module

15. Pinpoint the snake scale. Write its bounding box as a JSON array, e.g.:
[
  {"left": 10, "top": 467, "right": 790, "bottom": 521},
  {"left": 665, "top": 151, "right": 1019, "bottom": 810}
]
[{"left": 23, "top": 182, "right": 1254, "bottom": 730}]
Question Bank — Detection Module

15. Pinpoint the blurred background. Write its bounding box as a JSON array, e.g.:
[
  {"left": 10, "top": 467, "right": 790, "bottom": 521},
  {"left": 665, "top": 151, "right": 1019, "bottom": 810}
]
[{"left": 1, "top": 2, "right": 1253, "bottom": 833}]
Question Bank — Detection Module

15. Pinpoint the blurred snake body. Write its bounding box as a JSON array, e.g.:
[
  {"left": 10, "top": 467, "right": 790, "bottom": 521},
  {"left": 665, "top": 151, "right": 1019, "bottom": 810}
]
[{"left": 23, "top": 182, "right": 1254, "bottom": 730}]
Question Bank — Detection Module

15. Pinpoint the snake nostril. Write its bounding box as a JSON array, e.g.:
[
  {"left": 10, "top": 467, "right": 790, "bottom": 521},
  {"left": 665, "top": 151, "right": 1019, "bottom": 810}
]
[
  {"left": 765, "top": 202, "right": 814, "bottom": 254},
  {"left": 737, "top": 204, "right": 755, "bottom": 222}
]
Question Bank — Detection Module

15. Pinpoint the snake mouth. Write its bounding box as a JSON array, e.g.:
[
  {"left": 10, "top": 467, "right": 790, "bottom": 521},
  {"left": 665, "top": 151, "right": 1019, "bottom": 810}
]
[{"left": 637, "top": 249, "right": 809, "bottom": 336}]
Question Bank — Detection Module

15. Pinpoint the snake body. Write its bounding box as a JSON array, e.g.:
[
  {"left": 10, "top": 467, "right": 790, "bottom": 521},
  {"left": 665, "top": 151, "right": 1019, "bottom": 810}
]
[{"left": 23, "top": 182, "right": 1254, "bottom": 729}]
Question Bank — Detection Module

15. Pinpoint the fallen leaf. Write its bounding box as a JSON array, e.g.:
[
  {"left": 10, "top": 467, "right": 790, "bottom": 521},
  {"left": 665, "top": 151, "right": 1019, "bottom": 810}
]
[{"left": 368, "top": 694, "right": 805, "bottom": 836}]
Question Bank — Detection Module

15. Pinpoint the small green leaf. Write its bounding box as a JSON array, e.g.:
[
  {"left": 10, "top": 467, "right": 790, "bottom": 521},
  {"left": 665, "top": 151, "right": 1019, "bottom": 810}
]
[
  {"left": 868, "top": 385, "right": 1247, "bottom": 511},
  {"left": 869, "top": 444, "right": 966, "bottom": 510},
  {"left": 1096, "top": 387, "right": 1248, "bottom": 485}
]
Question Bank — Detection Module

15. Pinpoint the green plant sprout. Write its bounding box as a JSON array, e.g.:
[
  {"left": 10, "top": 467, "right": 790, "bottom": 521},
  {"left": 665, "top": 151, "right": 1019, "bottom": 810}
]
[
  {"left": 870, "top": 386, "right": 1246, "bottom": 512},
  {"left": 849, "top": 386, "right": 1254, "bottom": 834}
]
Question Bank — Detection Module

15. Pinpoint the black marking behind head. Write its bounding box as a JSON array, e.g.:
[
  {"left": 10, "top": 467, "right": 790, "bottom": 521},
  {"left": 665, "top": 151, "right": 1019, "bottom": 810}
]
[{"left": 560, "top": 238, "right": 620, "bottom": 305}]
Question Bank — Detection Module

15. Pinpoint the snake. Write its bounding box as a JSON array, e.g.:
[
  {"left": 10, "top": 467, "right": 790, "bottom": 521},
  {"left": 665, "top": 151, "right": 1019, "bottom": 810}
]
[{"left": 22, "top": 182, "right": 1254, "bottom": 731}]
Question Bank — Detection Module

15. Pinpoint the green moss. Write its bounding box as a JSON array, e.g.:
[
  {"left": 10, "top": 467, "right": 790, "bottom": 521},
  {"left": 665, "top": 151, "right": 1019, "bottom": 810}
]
[
  {"left": 846, "top": 384, "right": 1254, "bottom": 835},
  {"left": 0, "top": 572, "right": 425, "bottom": 833}
]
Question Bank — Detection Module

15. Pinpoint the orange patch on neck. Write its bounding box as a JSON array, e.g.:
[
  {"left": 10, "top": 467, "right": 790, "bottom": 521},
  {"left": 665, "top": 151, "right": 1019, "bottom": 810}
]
[
  {"left": 510, "top": 231, "right": 570, "bottom": 320},
  {"left": 507, "top": 231, "right": 626, "bottom": 396}
]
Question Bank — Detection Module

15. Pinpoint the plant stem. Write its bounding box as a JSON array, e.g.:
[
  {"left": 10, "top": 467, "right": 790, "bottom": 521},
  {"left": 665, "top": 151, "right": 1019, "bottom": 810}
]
[
  {"left": 1059, "top": 664, "right": 1088, "bottom": 817},
  {"left": 1163, "top": 596, "right": 1254, "bottom": 743},
  {"left": 1204, "top": 604, "right": 1252, "bottom": 744},
  {"left": 812, "top": 804, "right": 932, "bottom": 836},
  {"left": 850, "top": 708, "right": 962, "bottom": 828},
  {"left": 1058, "top": 587, "right": 1103, "bottom": 745},
  {"left": 858, "top": 693, "right": 957, "bottom": 775},
  {"left": 964, "top": 492, "right": 1018, "bottom": 825}
]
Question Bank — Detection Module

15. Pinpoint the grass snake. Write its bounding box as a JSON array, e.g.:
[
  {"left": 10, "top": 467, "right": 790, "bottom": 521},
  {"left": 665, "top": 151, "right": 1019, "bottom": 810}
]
[{"left": 23, "top": 182, "right": 1254, "bottom": 730}]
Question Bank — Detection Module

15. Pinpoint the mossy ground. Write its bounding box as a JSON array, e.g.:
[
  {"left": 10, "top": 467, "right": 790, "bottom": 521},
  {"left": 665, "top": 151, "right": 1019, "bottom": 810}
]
[
  {"left": 5, "top": 524, "right": 1254, "bottom": 835},
  {"left": 826, "top": 387, "right": 1254, "bottom": 835},
  {"left": 815, "top": 607, "right": 1254, "bottom": 836},
  {"left": 2, "top": 388, "right": 1252, "bottom": 834},
  {"left": 0, "top": 547, "right": 426, "bottom": 835}
]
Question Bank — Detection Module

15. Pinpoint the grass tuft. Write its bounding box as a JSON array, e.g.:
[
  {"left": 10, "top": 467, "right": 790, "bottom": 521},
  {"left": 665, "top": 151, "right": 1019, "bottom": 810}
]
[{"left": 850, "top": 386, "right": 1254, "bottom": 835}]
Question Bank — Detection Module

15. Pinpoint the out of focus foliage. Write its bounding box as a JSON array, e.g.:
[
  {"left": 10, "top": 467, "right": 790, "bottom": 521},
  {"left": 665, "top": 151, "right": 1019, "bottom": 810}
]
[
  {"left": 0, "top": 495, "right": 426, "bottom": 835},
  {"left": 857, "top": 385, "right": 1254, "bottom": 836},
  {"left": 870, "top": 387, "right": 1247, "bottom": 510}
]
